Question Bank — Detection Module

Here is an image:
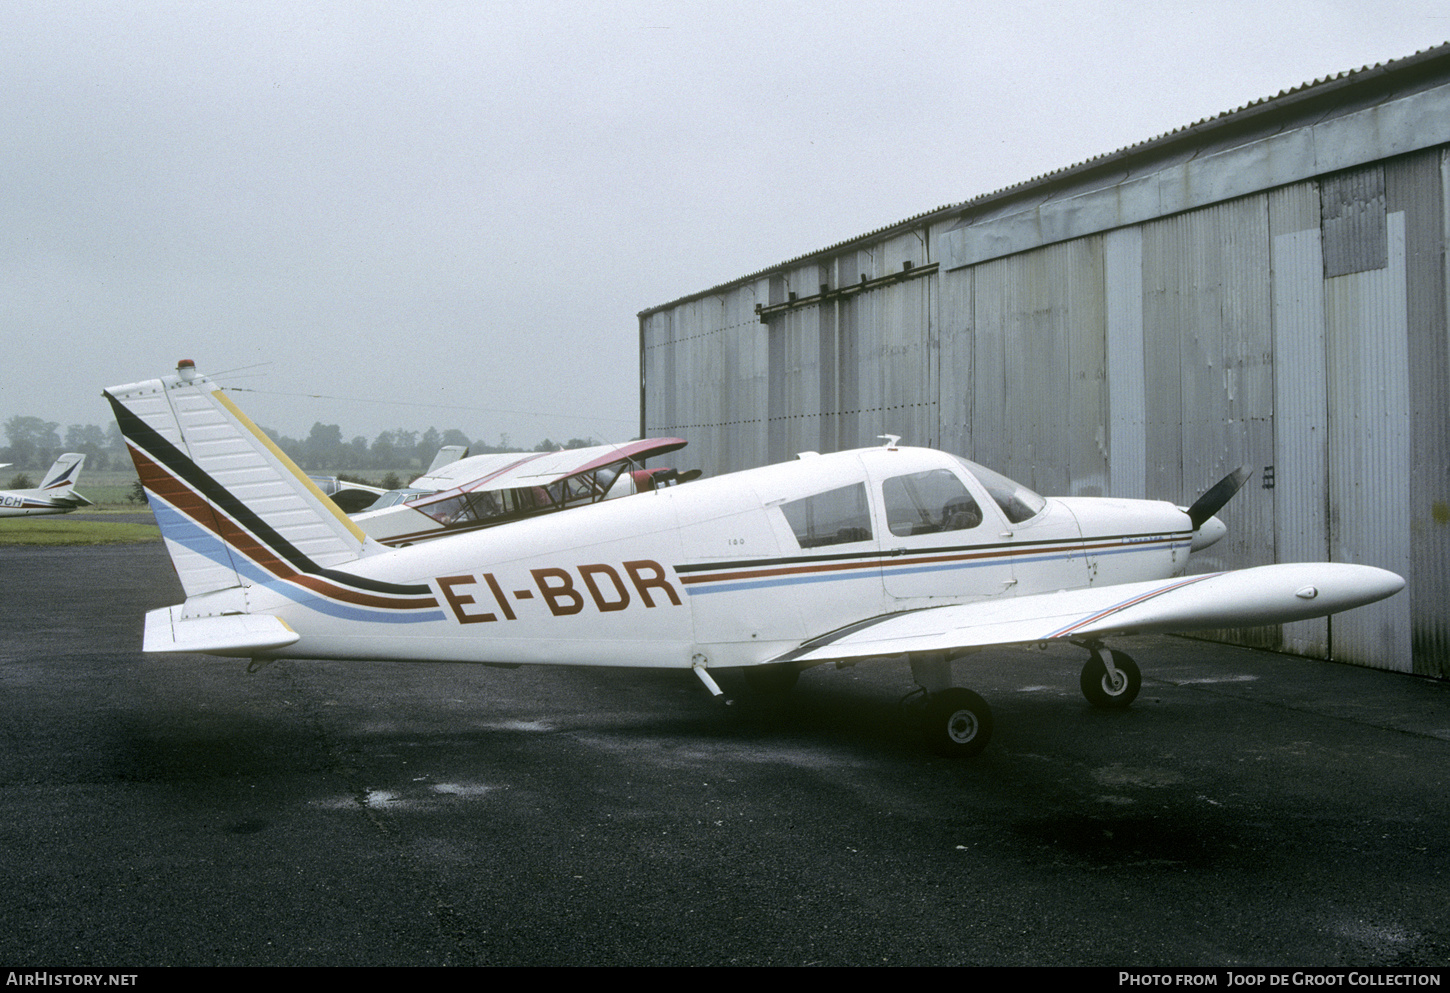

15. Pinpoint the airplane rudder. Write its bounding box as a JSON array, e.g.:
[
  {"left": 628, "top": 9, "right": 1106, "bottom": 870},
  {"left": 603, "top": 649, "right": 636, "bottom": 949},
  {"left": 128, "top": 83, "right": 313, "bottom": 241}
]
[
  {"left": 105, "top": 372, "right": 248, "bottom": 596},
  {"left": 39, "top": 452, "right": 85, "bottom": 490},
  {"left": 105, "top": 362, "right": 368, "bottom": 597}
]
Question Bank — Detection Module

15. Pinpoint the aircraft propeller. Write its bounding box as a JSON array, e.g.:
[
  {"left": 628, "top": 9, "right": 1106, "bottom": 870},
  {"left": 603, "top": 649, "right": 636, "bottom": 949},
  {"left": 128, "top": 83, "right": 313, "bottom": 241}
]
[{"left": 1185, "top": 465, "right": 1252, "bottom": 530}]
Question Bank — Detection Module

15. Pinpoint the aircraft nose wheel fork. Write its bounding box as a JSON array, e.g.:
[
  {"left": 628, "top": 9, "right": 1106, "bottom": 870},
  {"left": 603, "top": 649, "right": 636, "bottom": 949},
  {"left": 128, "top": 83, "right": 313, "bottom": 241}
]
[
  {"left": 922, "top": 688, "right": 993, "bottom": 757},
  {"left": 1078, "top": 645, "right": 1141, "bottom": 709}
]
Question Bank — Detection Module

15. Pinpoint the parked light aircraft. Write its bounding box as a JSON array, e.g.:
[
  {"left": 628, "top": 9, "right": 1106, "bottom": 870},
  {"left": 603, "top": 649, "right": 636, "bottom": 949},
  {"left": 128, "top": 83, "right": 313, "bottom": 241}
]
[
  {"left": 306, "top": 475, "right": 389, "bottom": 515},
  {"left": 107, "top": 361, "right": 1405, "bottom": 756},
  {"left": 350, "top": 438, "right": 693, "bottom": 544},
  {"left": 0, "top": 453, "right": 93, "bottom": 517}
]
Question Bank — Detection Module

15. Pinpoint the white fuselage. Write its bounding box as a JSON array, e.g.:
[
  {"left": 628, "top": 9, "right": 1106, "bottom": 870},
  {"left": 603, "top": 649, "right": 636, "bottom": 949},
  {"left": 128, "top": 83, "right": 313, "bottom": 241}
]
[
  {"left": 0, "top": 491, "right": 78, "bottom": 517},
  {"left": 242, "top": 447, "right": 1195, "bottom": 669}
]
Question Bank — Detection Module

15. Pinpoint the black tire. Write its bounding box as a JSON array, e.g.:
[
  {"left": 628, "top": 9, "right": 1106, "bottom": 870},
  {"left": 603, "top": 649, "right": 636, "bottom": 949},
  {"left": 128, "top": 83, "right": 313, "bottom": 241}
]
[
  {"left": 1080, "top": 649, "right": 1141, "bottom": 709},
  {"left": 742, "top": 662, "right": 801, "bottom": 696},
  {"left": 922, "top": 688, "right": 993, "bottom": 757}
]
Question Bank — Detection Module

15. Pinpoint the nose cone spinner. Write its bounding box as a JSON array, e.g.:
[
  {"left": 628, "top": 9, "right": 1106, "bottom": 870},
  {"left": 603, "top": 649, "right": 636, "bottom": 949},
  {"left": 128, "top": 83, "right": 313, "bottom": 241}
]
[
  {"left": 1181, "top": 466, "right": 1252, "bottom": 553},
  {"left": 1190, "top": 514, "right": 1228, "bottom": 552}
]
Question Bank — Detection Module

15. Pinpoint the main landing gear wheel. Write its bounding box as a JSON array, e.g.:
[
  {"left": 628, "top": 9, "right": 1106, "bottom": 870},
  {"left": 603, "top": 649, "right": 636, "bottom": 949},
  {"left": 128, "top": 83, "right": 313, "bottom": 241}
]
[
  {"left": 922, "top": 688, "right": 993, "bottom": 757},
  {"left": 1080, "top": 648, "right": 1141, "bottom": 709}
]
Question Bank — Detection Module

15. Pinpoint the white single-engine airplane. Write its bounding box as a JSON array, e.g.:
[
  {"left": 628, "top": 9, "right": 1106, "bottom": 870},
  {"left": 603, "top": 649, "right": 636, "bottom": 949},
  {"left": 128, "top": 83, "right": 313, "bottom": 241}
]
[
  {"left": 107, "top": 361, "right": 1405, "bottom": 756},
  {"left": 0, "top": 453, "right": 93, "bottom": 517}
]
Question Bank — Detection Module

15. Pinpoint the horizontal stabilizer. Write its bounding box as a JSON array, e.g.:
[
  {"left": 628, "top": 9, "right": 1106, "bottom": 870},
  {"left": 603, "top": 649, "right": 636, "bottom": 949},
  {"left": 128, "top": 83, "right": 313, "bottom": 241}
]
[
  {"left": 144, "top": 607, "right": 301, "bottom": 656},
  {"left": 775, "top": 563, "right": 1405, "bottom": 664}
]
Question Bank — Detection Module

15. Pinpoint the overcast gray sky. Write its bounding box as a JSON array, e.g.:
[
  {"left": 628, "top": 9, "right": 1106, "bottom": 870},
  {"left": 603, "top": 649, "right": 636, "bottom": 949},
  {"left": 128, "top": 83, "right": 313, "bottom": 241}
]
[{"left": 3, "top": 0, "right": 1446, "bottom": 450}]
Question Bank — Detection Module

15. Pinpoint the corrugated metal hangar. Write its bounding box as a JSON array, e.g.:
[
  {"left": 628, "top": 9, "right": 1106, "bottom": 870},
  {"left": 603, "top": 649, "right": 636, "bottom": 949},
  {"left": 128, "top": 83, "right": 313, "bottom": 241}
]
[{"left": 638, "top": 43, "right": 1450, "bottom": 677}]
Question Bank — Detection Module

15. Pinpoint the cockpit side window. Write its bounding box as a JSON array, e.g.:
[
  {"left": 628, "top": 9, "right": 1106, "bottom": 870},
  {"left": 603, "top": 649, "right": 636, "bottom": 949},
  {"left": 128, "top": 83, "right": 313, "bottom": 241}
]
[
  {"left": 953, "top": 457, "right": 1047, "bottom": 524},
  {"left": 883, "top": 469, "right": 983, "bottom": 536},
  {"left": 781, "top": 483, "right": 873, "bottom": 548}
]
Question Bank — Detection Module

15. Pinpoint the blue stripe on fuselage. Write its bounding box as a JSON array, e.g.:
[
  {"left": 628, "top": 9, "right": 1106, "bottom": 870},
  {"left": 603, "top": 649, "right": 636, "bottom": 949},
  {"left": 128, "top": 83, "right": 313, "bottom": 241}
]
[{"left": 151, "top": 499, "right": 444, "bottom": 624}]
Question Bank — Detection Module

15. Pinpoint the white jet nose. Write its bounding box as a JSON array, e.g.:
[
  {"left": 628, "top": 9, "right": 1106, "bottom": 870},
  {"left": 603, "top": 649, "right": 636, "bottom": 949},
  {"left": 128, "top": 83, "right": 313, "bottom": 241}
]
[{"left": 1190, "top": 514, "right": 1227, "bottom": 552}]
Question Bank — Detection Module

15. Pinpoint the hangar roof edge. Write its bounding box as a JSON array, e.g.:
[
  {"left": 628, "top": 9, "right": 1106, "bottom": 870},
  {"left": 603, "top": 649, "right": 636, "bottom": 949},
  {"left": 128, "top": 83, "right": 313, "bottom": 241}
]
[{"left": 639, "top": 40, "right": 1450, "bottom": 319}]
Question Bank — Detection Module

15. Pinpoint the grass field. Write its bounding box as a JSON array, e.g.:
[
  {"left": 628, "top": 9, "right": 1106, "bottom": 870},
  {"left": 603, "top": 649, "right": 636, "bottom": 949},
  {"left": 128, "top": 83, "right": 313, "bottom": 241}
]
[
  {"left": 0, "top": 470, "right": 159, "bottom": 545},
  {"left": 0, "top": 466, "right": 417, "bottom": 547},
  {"left": 0, "top": 516, "right": 160, "bottom": 546}
]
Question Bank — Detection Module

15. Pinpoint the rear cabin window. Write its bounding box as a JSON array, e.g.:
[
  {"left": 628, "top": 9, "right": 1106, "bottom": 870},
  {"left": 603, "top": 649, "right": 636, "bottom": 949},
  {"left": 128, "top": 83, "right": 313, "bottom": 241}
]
[
  {"left": 781, "top": 483, "right": 872, "bottom": 548},
  {"left": 883, "top": 469, "right": 983, "bottom": 536}
]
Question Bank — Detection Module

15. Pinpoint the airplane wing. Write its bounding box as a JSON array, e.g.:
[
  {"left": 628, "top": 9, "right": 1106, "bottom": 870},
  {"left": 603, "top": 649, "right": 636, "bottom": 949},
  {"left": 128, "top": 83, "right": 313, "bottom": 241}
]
[
  {"left": 408, "top": 451, "right": 546, "bottom": 491},
  {"left": 449, "top": 438, "right": 688, "bottom": 494},
  {"left": 402, "top": 439, "right": 687, "bottom": 496},
  {"left": 772, "top": 563, "right": 1405, "bottom": 664}
]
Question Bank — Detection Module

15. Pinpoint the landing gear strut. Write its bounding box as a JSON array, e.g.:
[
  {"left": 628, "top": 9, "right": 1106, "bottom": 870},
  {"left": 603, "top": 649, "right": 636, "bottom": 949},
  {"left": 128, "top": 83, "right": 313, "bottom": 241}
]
[
  {"left": 1078, "top": 644, "right": 1141, "bottom": 709},
  {"left": 911, "top": 653, "right": 993, "bottom": 757}
]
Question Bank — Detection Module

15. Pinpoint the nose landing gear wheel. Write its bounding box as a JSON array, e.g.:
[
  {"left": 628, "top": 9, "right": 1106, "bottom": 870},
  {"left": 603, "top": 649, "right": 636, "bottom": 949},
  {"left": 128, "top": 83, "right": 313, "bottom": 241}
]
[
  {"left": 923, "top": 688, "right": 993, "bottom": 757},
  {"left": 1080, "top": 648, "right": 1141, "bottom": 709}
]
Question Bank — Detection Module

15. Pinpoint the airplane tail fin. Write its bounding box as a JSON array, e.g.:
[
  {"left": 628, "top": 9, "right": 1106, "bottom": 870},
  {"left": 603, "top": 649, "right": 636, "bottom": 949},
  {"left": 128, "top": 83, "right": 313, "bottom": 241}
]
[
  {"left": 38, "top": 453, "right": 93, "bottom": 506},
  {"left": 105, "top": 360, "right": 374, "bottom": 599},
  {"left": 424, "top": 444, "right": 469, "bottom": 474}
]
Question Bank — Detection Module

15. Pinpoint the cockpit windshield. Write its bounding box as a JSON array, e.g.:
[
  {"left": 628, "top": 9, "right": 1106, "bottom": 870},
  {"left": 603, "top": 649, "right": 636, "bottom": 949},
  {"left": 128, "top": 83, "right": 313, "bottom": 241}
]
[
  {"left": 953, "top": 457, "right": 1047, "bottom": 524},
  {"left": 361, "top": 488, "right": 432, "bottom": 512}
]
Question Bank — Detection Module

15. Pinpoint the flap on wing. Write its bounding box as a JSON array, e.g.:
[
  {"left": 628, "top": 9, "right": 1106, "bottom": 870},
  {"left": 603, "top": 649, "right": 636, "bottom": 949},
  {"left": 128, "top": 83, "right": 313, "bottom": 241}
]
[
  {"left": 144, "top": 607, "right": 301, "bottom": 656},
  {"left": 775, "top": 563, "right": 1404, "bottom": 664}
]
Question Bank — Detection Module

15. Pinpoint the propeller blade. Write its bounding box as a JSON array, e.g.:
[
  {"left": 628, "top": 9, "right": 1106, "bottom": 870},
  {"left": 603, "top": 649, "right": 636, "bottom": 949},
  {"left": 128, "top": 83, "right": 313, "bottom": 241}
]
[{"left": 1186, "top": 465, "right": 1252, "bottom": 530}]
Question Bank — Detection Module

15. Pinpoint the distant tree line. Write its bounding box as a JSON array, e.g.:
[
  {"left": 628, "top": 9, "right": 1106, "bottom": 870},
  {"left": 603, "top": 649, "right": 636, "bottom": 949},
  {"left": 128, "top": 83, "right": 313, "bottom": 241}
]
[
  {"left": 2, "top": 414, "right": 599, "bottom": 477},
  {"left": 2, "top": 416, "right": 125, "bottom": 475}
]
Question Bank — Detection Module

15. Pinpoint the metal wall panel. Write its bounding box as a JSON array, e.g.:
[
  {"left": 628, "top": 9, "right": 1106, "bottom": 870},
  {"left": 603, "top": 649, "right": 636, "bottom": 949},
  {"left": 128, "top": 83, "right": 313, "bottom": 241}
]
[
  {"left": 1105, "top": 227, "right": 1147, "bottom": 500},
  {"left": 1141, "top": 198, "right": 1280, "bottom": 648},
  {"left": 1141, "top": 220, "right": 1186, "bottom": 512},
  {"left": 1270, "top": 218, "right": 1331, "bottom": 658},
  {"left": 1389, "top": 152, "right": 1450, "bottom": 677},
  {"left": 1325, "top": 210, "right": 1414, "bottom": 670},
  {"left": 1000, "top": 246, "right": 1072, "bottom": 495},
  {"left": 1066, "top": 238, "right": 1108, "bottom": 498},
  {"left": 835, "top": 238, "right": 939, "bottom": 451},
  {"left": 1430, "top": 148, "right": 1450, "bottom": 678},
  {"left": 937, "top": 266, "right": 974, "bottom": 459},
  {"left": 641, "top": 282, "right": 774, "bottom": 476},
  {"left": 767, "top": 301, "right": 823, "bottom": 462},
  {"left": 1322, "top": 167, "right": 1388, "bottom": 277},
  {"left": 1144, "top": 202, "right": 1275, "bottom": 538},
  {"left": 966, "top": 239, "right": 1106, "bottom": 496},
  {"left": 816, "top": 281, "right": 840, "bottom": 457},
  {"left": 640, "top": 308, "right": 675, "bottom": 441},
  {"left": 970, "top": 257, "right": 1012, "bottom": 474},
  {"left": 874, "top": 275, "right": 937, "bottom": 450}
]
